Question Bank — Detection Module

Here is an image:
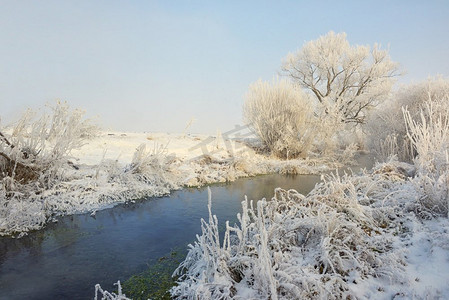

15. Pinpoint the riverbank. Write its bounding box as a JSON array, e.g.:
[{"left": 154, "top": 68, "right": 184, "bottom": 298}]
[
  {"left": 1, "top": 131, "right": 357, "bottom": 237},
  {"left": 1, "top": 174, "right": 318, "bottom": 299},
  {"left": 92, "top": 158, "right": 449, "bottom": 300},
  {"left": 171, "top": 159, "right": 449, "bottom": 299}
]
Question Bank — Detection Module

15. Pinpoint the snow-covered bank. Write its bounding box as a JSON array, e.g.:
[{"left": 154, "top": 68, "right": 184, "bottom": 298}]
[
  {"left": 1, "top": 131, "right": 348, "bottom": 237},
  {"left": 169, "top": 160, "right": 449, "bottom": 299},
  {"left": 94, "top": 97, "right": 449, "bottom": 300},
  {"left": 93, "top": 158, "right": 449, "bottom": 299}
]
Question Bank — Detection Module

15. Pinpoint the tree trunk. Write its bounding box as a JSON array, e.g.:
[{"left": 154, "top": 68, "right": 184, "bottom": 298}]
[
  {"left": 0, "top": 152, "right": 40, "bottom": 184},
  {"left": 0, "top": 131, "right": 40, "bottom": 184}
]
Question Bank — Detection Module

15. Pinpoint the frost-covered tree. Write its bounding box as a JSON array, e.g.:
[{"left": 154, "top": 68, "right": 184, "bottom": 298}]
[
  {"left": 243, "top": 78, "right": 315, "bottom": 159},
  {"left": 282, "top": 31, "right": 400, "bottom": 125}
]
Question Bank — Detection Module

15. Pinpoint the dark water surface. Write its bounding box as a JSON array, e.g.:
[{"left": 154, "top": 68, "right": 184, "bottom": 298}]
[{"left": 0, "top": 157, "right": 373, "bottom": 300}]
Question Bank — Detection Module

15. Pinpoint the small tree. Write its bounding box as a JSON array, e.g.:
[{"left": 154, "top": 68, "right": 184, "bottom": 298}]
[
  {"left": 243, "top": 78, "right": 315, "bottom": 159},
  {"left": 282, "top": 31, "right": 400, "bottom": 125}
]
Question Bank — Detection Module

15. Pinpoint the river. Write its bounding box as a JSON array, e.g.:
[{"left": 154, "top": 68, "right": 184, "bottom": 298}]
[{"left": 0, "top": 156, "right": 374, "bottom": 299}]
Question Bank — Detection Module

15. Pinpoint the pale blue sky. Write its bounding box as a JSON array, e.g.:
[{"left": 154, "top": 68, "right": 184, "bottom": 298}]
[{"left": 1, "top": 1, "right": 448, "bottom": 133}]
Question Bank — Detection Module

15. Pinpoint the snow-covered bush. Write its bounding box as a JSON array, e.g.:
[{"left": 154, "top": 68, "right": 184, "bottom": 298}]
[
  {"left": 0, "top": 101, "right": 100, "bottom": 235},
  {"left": 404, "top": 102, "right": 449, "bottom": 218},
  {"left": 0, "top": 102, "right": 185, "bottom": 236},
  {"left": 243, "top": 78, "right": 315, "bottom": 159},
  {"left": 127, "top": 143, "right": 178, "bottom": 188},
  {"left": 367, "top": 76, "right": 449, "bottom": 161},
  {"left": 0, "top": 100, "right": 99, "bottom": 192},
  {"left": 366, "top": 77, "right": 449, "bottom": 217},
  {"left": 109, "top": 143, "right": 181, "bottom": 200},
  {"left": 172, "top": 175, "right": 406, "bottom": 299}
]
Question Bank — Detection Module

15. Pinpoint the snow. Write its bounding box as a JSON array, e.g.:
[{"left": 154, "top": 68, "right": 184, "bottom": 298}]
[
  {"left": 169, "top": 160, "right": 449, "bottom": 299},
  {"left": 403, "top": 219, "right": 449, "bottom": 296},
  {"left": 1, "top": 130, "right": 343, "bottom": 237},
  {"left": 3, "top": 130, "right": 449, "bottom": 299},
  {"left": 346, "top": 216, "right": 449, "bottom": 299},
  {"left": 71, "top": 132, "right": 209, "bottom": 165}
]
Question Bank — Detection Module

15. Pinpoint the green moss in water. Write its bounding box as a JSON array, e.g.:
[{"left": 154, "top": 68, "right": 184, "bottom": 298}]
[{"left": 123, "top": 249, "right": 185, "bottom": 300}]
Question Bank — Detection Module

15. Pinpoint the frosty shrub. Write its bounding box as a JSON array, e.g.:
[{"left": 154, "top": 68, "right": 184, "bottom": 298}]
[
  {"left": 404, "top": 102, "right": 449, "bottom": 218},
  {"left": 282, "top": 31, "right": 399, "bottom": 125},
  {"left": 0, "top": 101, "right": 100, "bottom": 236},
  {"left": 367, "top": 76, "right": 449, "bottom": 161},
  {"left": 128, "top": 143, "right": 173, "bottom": 182},
  {"left": 118, "top": 142, "right": 180, "bottom": 197},
  {"left": 243, "top": 78, "right": 315, "bottom": 159},
  {"left": 0, "top": 100, "right": 99, "bottom": 192},
  {"left": 172, "top": 179, "right": 405, "bottom": 299}
]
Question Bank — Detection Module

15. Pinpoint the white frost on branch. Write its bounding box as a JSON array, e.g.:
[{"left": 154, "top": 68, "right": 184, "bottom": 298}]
[
  {"left": 367, "top": 76, "right": 449, "bottom": 161},
  {"left": 282, "top": 31, "right": 400, "bottom": 125},
  {"left": 243, "top": 78, "right": 316, "bottom": 159}
]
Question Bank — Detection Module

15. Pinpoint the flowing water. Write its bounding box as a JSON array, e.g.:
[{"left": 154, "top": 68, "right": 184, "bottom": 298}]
[{"left": 0, "top": 156, "right": 374, "bottom": 299}]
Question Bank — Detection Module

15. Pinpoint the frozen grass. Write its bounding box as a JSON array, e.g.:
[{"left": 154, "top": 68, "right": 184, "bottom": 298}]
[
  {"left": 0, "top": 141, "right": 181, "bottom": 236},
  {"left": 404, "top": 102, "right": 449, "bottom": 218},
  {"left": 94, "top": 101, "right": 449, "bottom": 299},
  {"left": 367, "top": 76, "right": 449, "bottom": 162},
  {"left": 95, "top": 281, "right": 130, "bottom": 300},
  {"left": 170, "top": 95, "right": 449, "bottom": 298},
  {"left": 170, "top": 159, "right": 449, "bottom": 299}
]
